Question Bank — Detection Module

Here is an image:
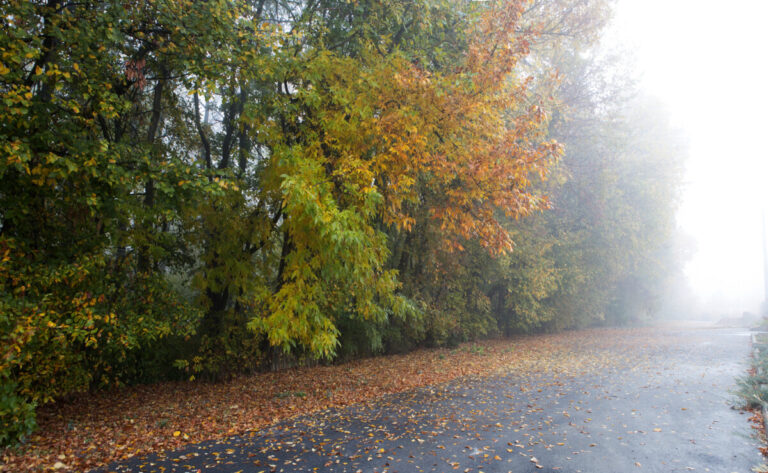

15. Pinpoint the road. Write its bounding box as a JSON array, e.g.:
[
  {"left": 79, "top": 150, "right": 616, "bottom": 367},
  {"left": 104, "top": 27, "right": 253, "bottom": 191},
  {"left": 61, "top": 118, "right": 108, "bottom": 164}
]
[{"left": 98, "top": 326, "right": 762, "bottom": 473}]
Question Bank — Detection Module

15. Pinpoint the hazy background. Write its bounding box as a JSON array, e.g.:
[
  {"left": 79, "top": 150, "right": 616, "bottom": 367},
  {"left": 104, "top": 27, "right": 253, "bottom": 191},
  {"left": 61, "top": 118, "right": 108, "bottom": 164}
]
[{"left": 605, "top": 0, "right": 768, "bottom": 317}]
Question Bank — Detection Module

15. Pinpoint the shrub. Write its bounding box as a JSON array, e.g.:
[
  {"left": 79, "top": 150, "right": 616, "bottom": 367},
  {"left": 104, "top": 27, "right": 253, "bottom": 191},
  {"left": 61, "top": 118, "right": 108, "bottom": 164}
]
[{"left": 0, "top": 376, "right": 36, "bottom": 448}]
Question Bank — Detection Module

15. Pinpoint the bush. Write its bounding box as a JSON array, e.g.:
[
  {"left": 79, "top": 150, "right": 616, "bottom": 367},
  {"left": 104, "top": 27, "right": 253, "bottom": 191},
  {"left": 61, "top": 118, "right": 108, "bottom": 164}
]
[
  {"left": 0, "top": 376, "right": 36, "bottom": 448},
  {"left": 0, "top": 239, "right": 201, "bottom": 445}
]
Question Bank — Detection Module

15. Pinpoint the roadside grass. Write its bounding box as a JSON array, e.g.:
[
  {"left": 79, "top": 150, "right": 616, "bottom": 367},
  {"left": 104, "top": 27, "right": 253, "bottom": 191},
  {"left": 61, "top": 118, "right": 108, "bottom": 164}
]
[
  {"left": 734, "top": 333, "right": 768, "bottom": 471},
  {"left": 736, "top": 340, "right": 768, "bottom": 409}
]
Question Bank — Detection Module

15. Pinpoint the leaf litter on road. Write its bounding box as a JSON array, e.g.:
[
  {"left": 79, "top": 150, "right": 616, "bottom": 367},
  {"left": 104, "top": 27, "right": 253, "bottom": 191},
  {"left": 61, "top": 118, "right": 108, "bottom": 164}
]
[{"left": 0, "top": 327, "right": 733, "bottom": 472}]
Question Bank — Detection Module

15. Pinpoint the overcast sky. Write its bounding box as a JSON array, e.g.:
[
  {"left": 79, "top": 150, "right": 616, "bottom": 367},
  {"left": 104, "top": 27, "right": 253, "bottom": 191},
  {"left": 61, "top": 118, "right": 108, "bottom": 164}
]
[{"left": 605, "top": 0, "right": 768, "bottom": 314}]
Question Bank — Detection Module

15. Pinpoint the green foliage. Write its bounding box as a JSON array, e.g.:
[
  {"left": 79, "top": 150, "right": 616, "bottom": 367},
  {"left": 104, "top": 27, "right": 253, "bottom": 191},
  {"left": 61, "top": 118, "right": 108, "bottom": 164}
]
[
  {"left": 0, "top": 239, "right": 201, "bottom": 398},
  {"left": 0, "top": 238, "right": 201, "bottom": 445},
  {"left": 0, "top": 376, "right": 36, "bottom": 448},
  {"left": 247, "top": 146, "right": 407, "bottom": 358},
  {"left": 0, "top": 0, "right": 238, "bottom": 443}
]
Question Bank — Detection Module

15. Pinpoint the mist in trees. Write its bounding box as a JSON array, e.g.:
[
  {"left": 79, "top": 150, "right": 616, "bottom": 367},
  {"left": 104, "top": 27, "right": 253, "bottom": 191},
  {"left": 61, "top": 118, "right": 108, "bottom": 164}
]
[{"left": 0, "top": 0, "right": 687, "bottom": 446}]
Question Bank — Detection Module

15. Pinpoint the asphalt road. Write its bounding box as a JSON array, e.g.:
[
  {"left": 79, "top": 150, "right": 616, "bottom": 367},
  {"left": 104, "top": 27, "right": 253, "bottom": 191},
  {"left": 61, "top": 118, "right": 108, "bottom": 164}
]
[{"left": 98, "top": 326, "right": 762, "bottom": 473}]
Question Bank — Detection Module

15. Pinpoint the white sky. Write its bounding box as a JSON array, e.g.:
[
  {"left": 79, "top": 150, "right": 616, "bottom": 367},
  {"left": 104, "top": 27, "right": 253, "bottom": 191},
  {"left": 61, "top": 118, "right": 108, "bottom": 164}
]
[{"left": 606, "top": 0, "right": 768, "bottom": 314}]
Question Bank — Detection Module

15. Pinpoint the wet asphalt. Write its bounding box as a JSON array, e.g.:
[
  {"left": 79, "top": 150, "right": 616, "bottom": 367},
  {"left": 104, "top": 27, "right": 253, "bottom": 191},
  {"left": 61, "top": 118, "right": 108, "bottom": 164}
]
[{"left": 96, "top": 326, "right": 762, "bottom": 473}]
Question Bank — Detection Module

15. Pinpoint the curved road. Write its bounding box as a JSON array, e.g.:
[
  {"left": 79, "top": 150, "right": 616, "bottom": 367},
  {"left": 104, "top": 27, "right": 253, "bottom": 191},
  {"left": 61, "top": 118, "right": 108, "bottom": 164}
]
[{"left": 98, "top": 326, "right": 762, "bottom": 473}]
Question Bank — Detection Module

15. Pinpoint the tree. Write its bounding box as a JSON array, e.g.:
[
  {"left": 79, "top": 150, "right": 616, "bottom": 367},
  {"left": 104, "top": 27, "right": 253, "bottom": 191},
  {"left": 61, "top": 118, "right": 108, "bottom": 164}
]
[{"left": 0, "top": 0, "right": 253, "bottom": 444}]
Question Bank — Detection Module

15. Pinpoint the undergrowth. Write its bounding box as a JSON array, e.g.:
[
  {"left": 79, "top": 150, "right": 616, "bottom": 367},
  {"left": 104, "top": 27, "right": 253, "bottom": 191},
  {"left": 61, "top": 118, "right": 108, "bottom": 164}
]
[{"left": 736, "top": 342, "right": 768, "bottom": 409}]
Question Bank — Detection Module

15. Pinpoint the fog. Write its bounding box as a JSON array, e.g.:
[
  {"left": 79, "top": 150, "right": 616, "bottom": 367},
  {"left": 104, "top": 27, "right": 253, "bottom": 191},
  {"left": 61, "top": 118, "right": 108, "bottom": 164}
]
[{"left": 607, "top": 0, "right": 768, "bottom": 317}]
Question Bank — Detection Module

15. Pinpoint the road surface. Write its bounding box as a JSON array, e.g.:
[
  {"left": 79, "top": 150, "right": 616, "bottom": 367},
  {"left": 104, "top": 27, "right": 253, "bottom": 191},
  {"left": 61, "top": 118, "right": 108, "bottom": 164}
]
[{"left": 97, "top": 326, "right": 762, "bottom": 473}]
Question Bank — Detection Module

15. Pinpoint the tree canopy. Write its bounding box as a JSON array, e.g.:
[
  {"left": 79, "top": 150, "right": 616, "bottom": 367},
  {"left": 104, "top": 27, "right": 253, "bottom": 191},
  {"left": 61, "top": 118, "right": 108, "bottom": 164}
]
[{"left": 0, "top": 0, "right": 686, "bottom": 447}]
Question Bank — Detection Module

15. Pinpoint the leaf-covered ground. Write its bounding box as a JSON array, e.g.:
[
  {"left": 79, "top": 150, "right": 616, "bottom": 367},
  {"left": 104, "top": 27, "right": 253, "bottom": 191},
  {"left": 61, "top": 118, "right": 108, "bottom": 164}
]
[{"left": 0, "top": 326, "right": 757, "bottom": 472}]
